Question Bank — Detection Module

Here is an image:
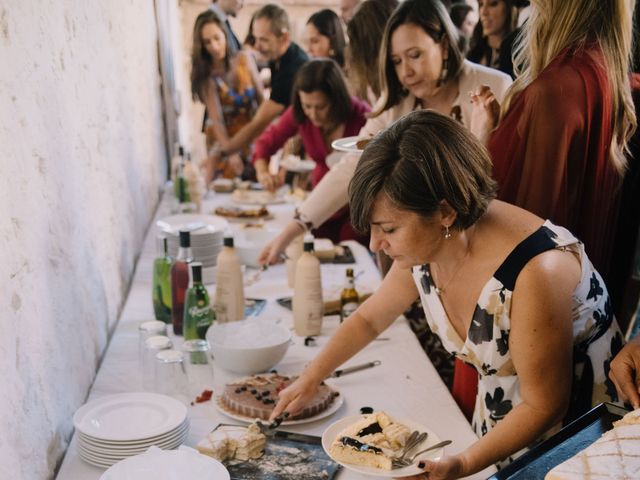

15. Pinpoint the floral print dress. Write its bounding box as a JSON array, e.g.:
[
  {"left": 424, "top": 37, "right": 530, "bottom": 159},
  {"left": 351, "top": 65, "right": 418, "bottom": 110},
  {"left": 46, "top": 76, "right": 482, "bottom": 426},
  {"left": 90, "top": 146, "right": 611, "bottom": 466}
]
[{"left": 411, "top": 221, "right": 623, "bottom": 465}]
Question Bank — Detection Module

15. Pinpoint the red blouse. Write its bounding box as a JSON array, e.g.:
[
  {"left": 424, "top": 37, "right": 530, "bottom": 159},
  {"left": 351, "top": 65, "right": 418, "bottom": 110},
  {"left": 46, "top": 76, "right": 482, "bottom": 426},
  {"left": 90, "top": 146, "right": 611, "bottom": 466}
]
[
  {"left": 489, "top": 43, "right": 620, "bottom": 274},
  {"left": 253, "top": 97, "right": 370, "bottom": 187}
]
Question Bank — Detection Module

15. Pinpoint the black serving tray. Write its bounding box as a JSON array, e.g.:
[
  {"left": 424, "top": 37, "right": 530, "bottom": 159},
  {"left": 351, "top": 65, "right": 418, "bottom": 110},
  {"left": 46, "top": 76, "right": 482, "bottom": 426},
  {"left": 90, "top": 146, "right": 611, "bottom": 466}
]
[
  {"left": 212, "top": 424, "right": 341, "bottom": 480},
  {"left": 487, "top": 402, "right": 630, "bottom": 480}
]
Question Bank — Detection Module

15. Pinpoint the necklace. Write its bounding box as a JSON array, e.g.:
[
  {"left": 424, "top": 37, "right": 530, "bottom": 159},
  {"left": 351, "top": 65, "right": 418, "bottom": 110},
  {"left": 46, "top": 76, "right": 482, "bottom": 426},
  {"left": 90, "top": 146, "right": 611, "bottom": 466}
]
[{"left": 431, "top": 242, "right": 472, "bottom": 296}]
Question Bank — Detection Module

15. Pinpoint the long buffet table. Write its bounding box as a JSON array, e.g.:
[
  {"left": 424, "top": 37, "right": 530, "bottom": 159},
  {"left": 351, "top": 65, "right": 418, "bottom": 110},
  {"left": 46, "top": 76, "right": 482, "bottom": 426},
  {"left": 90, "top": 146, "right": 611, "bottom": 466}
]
[{"left": 57, "top": 190, "right": 496, "bottom": 479}]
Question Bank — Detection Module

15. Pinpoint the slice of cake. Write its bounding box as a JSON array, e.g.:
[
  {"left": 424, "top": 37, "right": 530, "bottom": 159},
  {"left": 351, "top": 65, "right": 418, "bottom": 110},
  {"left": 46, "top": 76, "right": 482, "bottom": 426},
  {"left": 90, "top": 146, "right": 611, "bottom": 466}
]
[
  {"left": 197, "top": 423, "right": 266, "bottom": 462},
  {"left": 545, "top": 408, "right": 640, "bottom": 479},
  {"left": 219, "top": 373, "right": 339, "bottom": 420},
  {"left": 329, "top": 412, "right": 411, "bottom": 470}
]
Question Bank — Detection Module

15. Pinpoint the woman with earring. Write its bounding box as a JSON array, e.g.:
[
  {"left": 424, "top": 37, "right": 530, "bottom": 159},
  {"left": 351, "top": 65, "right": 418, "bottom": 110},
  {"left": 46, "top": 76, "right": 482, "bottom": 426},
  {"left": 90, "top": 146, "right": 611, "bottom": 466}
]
[
  {"left": 190, "top": 10, "right": 264, "bottom": 183},
  {"left": 269, "top": 110, "right": 623, "bottom": 478},
  {"left": 303, "top": 9, "right": 346, "bottom": 67},
  {"left": 259, "top": 0, "right": 511, "bottom": 266}
]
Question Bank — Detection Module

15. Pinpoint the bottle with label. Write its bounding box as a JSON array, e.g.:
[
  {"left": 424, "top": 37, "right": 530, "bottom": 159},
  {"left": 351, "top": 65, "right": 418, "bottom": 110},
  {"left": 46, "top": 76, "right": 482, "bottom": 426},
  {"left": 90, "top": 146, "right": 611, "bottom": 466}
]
[
  {"left": 171, "top": 230, "right": 193, "bottom": 335},
  {"left": 285, "top": 233, "right": 304, "bottom": 288},
  {"left": 340, "top": 268, "right": 360, "bottom": 323},
  {"left": 170, "top": 143, "right": 184, "bottom": 181},
  {"left": 215, "top": 236, "right": 245, "bottom": 323},
  {"left": 174, "top": 159, "right": 192, "bottom": 204},
  {"left": 183, "top": 262, "right": 214, "bottom": 340},
  {"left": 152, "top": 236, "right": 173, "bottom": 323},
  {"left": 293, "top": 237, "right": 324, "bottom": 336}
]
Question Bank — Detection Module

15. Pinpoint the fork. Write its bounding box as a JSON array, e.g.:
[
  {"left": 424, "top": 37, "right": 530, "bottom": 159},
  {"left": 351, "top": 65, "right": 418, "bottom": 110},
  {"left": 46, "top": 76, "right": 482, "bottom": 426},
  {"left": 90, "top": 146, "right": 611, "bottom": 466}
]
[
  {"left": 394, "top": 431, "right": 426, "bottom": 464},
  {"left": 392, "top": 439, "right": 452, "bottom": 469}
]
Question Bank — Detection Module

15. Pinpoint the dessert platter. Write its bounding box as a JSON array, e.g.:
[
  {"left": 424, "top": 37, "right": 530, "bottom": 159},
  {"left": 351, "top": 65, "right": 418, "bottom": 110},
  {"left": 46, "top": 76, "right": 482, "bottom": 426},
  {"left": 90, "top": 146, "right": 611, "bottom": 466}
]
[
  {"left": 213, "top": 204, "right": 272, "bottom": 222},
  {"left": 231, "top": 189, "right": 286, "bottom": 205},
  {"left": 215, "top": 373, "right": 343, "bottom": 425},
  {"left": 322, "top": 411, "right": 445, "bottom": 477}
]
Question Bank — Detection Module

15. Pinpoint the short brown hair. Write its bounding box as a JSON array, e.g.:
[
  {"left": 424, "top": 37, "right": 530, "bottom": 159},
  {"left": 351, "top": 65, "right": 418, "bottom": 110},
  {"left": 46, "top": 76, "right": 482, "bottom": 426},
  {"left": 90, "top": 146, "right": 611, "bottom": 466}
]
[
  {"left": 291, "top": 59, "right": 352, "bottom": 125},
  {"left": 375, "top": 0, "right": 463, "bottom": 114},
  {"left": 348, "top": 110, "right": 497, "bottom": 233},
  {"left": 254, "top": 3, "right": 289, "bottom": 37}
]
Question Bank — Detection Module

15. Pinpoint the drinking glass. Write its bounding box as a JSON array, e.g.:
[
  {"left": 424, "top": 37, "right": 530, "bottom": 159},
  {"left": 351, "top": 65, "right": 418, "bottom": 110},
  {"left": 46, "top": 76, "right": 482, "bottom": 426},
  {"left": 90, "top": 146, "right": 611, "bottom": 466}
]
[
  {"left": 141, "top": 335, "right": 172, "bottom": 391},
  {"left": 138, "top": 321, "right": 167, "bottom": 361},
  {"left": 182, "top": 339, "right": 215, "bottom": 399},
  {"left": 154, "top": 349, "right": 189, "bottom": 403}
]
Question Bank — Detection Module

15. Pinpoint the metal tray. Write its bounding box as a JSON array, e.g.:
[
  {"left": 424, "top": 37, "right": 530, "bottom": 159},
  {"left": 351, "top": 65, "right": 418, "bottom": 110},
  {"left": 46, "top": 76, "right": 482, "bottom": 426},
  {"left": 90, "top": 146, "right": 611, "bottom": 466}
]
[
  {"left": 212, "top": 423, "right": 341, "bottom": 480},
  {"left": 487, "top": 402, "right": 629, "bottom": 480}
]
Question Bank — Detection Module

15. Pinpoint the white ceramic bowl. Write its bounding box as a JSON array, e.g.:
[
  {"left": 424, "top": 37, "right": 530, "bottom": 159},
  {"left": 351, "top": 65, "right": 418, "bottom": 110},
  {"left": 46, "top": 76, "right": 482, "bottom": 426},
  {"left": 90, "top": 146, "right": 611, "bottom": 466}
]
[
  {"left": 234, "top": 228, "right": 279, "bottom": 267},
  {"left": 206, "top": 319, "right": 291, "bottom": 374}
]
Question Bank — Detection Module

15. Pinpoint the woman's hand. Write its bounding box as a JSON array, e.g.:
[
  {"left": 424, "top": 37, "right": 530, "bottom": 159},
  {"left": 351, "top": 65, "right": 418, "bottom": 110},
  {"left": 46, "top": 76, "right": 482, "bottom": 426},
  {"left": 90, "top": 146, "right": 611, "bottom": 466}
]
[
  {"left": 402, "top": 455, "right": 464, "bottom": 480},
  {"left": 200, "top": 154, "right": 216, "bottom": 185},
  {"left": 258, "top": 221, "right": 305, "bottom": 266},
  {"left": 609, "top": 337, "right": 640, "bottom": 409},
  {"left": 269, "top": 374, "right": 322, "bottom": 422},
  {"left": 256, "top": 170, "right": 283, "bottom": 192},
  {"left": 469, "top": 85, "right": 501, "bottom": 145}
]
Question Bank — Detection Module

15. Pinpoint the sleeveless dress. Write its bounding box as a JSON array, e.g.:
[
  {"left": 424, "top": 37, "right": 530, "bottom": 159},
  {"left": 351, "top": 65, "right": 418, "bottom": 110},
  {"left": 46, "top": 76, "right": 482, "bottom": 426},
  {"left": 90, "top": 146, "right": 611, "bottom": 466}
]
[{"left": 411, "top": 221, "right": 623, "bottom": 466}]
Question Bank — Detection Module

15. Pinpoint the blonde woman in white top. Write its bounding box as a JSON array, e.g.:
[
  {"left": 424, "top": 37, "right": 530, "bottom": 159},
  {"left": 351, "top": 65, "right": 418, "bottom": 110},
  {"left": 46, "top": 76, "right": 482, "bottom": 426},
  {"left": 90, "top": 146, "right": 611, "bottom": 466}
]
[{"left": 259, "top": 0, "right": 512, "bottom": 265}]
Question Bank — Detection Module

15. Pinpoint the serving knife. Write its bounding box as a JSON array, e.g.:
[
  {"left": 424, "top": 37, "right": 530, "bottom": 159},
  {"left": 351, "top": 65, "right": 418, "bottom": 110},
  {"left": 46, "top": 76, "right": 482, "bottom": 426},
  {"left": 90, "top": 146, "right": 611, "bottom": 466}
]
[{"left": 329, "top": 360, "right": 381, "bottom": 378}]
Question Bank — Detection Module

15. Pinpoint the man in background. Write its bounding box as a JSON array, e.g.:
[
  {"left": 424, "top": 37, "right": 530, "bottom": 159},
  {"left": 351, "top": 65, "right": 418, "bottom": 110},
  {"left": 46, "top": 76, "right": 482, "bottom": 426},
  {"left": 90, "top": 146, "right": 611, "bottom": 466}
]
[
  {"left": 209, "top": 0, "right": 243, "bottom": 53},
  {"left": 219, "top": 3, "right": 308, "bottom": 156}
]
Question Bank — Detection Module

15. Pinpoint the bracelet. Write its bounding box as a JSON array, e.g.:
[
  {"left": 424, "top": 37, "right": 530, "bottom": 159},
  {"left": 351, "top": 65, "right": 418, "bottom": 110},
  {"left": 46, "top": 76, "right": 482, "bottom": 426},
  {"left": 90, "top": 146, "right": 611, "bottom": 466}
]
[{"left": 293, "top": 209, "right": 313, "bottom": 231}]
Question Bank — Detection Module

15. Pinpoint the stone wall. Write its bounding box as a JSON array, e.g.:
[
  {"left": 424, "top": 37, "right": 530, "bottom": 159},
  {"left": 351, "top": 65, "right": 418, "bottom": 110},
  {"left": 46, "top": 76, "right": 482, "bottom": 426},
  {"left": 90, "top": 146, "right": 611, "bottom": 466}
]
[{"left": 0, "top": 1, "right": 166, "bottom": 478}]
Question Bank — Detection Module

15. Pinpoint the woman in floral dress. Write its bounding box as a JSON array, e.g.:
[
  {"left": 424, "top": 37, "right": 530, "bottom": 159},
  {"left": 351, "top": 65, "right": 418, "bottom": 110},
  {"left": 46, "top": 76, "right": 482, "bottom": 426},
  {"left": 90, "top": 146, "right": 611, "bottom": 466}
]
[
  {"left": 271, "top": 111, "right": 623, "bottom": 479},
  {"left": 191, "top": 10, "right": 264, "bottom": 181}
]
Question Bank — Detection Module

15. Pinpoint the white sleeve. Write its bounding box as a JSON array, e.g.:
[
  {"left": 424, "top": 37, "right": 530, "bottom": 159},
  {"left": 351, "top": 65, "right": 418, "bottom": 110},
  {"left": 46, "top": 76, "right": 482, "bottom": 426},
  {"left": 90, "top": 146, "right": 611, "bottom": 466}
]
[{"left": 296, "top": 152, "right": 360, "bottom": 228}]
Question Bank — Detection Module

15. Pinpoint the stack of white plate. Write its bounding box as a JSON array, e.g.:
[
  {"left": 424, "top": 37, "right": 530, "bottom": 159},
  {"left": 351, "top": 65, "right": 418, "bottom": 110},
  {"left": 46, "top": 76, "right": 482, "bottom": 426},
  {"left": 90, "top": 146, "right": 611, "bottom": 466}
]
[
  {"left": 156, "top": 214, "right": 229, "bottom": 283},
  {"left": 73, "top": 392, "right": 189, "bottom": 468}
]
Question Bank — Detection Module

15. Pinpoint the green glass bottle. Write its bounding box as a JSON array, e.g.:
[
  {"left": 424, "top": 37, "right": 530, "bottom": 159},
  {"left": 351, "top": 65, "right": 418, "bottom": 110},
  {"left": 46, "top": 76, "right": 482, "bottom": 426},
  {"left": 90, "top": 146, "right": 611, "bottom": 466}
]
[
  {"left": 152, "top": 236, "right": 173, "bottom": 323},
  {"left": 184, "top": 262, "right": 214, "bottom": 340},
  {"left": 174, "top": 160, "right": 191, "bottom": 203}
]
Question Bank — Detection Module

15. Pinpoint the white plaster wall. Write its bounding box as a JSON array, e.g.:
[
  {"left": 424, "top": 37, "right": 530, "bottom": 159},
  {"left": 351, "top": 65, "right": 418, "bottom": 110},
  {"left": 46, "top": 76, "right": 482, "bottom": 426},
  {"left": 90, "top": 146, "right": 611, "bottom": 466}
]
[{"left": 0, "top": 1, "right": 166, "bottom": 478}]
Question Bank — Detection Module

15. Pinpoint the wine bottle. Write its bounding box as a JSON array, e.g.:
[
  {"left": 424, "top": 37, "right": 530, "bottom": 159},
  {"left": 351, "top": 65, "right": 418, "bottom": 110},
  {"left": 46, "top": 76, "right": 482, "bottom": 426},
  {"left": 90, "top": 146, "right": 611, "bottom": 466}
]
[
  {"left": 293, "top": 237, "right": 323, "bottom": 336},
  {"left": 340, "top": 268, "right": 359, "bottom": 323},
  {"left": 152, "top": 236, "right": 173, "bottom": 323},
  {"left": 171, "top": 230, "right": 193, "bottom": 335},
  {"left": 184, "top": 262, "right": 214, "bottom": 340}
]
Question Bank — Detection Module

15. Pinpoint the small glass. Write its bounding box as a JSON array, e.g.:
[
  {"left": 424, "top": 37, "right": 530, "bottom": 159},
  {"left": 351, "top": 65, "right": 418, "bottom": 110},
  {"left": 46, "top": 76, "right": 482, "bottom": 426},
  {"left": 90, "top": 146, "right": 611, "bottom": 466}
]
[
  {"left": 182, "top": 339, "right": 215, "bottom": 399},
  {"left": 154, "top": 349, "right": 189, "bottom": 403},
  {"left": 138, "top": 321, "right": 167, "bottom": 361},
  {"left": 141, "top": 335, "right": 172, "bottom": 391}
]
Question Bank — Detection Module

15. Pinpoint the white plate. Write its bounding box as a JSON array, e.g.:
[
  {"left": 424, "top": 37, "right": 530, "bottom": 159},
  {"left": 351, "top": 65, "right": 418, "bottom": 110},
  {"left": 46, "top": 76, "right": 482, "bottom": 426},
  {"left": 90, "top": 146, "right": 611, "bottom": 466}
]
[
  {"left": 156, "top": 214, "right": 228, "bottom": 236},
  {"left": 73, "top": 393, "right": 187, "bottom": 442},
  {"left": 100, "top": 446, "right": 230, "bottom": 480},
  {"left": 331, "top": 136, "right": 365, "bottom": 153},
  {"left": 280, "top": 156, "right": 316, "bottom": 173},
  {"left": 78, "top": 419, "right": 189, "bottom": 448},
  {"left": 78, "top": 433, "right": 187, "bottom": 460},
  {"left": 214, "top": 391, "right": 344, "bottom": 425},
  {"left": 321, "top": 414, "right": 445, "bottom": 478},
  {"left": 231, "top": 189, "right": 286, "bottom": 205}
]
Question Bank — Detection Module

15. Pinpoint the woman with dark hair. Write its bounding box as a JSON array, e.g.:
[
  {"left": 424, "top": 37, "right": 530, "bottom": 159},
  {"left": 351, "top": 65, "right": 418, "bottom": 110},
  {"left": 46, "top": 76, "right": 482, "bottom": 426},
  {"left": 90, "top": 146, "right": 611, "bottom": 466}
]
[
  {"left": 270, "top": 110, "right": 622, "bottom": 478},
  {"left": 467, "top": 0, "right": 520, "bottom": 77},
  {"left": 259, "top": 0, "right": 511, "bottom": 263},
  {"left": 191, "top": 10, "right": 264, "bottom": 182},
  {"left": 252, "top": 59, "right": 369, "bottom": 242},
  {"left": 304, "top": 9, "right": 346, "bottom": 67},
  {"left": 345, "top": 0, "right": 399, "bottom": 104}
]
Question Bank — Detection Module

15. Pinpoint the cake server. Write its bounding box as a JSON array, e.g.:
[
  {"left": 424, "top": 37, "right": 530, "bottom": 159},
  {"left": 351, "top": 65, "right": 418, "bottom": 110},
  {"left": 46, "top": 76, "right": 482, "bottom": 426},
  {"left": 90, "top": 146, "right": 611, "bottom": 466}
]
[{"left": 329, "top": 360, "right": 381, "bottom": 378}]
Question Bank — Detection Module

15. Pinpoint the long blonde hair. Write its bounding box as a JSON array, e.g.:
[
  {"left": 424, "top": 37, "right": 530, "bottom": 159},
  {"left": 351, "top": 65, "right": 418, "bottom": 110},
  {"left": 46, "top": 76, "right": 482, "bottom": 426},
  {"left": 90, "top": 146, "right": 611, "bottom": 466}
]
[{"left": 504, "top": 0, "right": 636, "bottom": 174}]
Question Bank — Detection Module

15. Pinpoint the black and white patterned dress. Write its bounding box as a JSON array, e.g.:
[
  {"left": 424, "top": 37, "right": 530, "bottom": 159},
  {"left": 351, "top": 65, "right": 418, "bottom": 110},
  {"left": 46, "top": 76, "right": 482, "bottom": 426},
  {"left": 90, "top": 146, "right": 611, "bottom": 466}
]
[{"left": 411, "top": 221, "right": 623, "bottom": 464}]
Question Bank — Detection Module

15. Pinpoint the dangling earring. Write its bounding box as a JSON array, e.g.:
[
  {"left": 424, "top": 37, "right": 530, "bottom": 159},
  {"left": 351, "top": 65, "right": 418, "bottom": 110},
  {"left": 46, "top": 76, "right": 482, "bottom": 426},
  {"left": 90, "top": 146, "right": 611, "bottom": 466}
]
[
  {"left": 437, "top": 56, "right": 448, "bottom": 87},
  {"left": 444, "top": 225, "right": 452, "bottom": 239},
  {"left": 329, "top": 48, "right": 335, "bottom": 56}
]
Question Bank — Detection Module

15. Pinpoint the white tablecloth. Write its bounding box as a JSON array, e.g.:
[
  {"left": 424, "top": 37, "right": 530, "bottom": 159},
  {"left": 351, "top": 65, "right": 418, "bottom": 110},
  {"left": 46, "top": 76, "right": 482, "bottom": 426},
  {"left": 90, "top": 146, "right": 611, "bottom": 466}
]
[{"left": 56, "top": 190, "right": 495, "bottom": 479}]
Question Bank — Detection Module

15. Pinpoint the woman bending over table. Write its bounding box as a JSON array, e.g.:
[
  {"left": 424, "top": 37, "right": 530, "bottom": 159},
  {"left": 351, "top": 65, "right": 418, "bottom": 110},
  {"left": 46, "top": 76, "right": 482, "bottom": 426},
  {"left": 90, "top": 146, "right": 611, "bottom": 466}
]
[
  {"left": 191, "top": 10, "right": 264, "bottom": 182},
  {"left": 259, "top": 0, "right": 512, "bottom": 265},
  {"left": 253, "top": 59, "right": 369, "bottom": 243},
  {"left": 270, "top": 111, "right": 623, "bottom": 479}
]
